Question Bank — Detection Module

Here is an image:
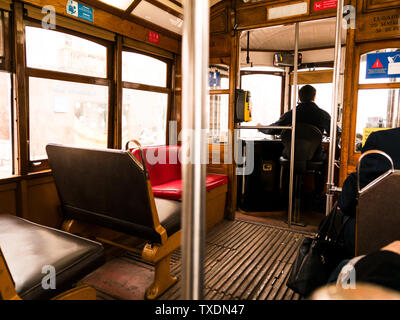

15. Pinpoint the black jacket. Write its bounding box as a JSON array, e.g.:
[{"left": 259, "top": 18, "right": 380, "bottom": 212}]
[
  {"left": 338, "top": 127, "right": 400, "bottom": 216},
  {"left": 354, "top": 250, "right": 400, "bottom": 293},
  {"left": 258, "top": 102, "right": 332, "bottom": 160}
]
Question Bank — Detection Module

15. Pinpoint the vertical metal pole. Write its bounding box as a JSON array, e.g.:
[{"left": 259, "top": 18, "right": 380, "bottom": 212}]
[
  {"left": 287, "top": 23, "right": 299, "bottom": 227},
  {"left": 181, "top": 0, "right": 209, "bottom": 300},
  {"left": 325, "top": 0, "right": 344, "bottom": 216}
]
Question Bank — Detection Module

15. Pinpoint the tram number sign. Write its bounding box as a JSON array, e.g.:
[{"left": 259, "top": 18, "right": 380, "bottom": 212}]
[
  {"left": 366, "top": 52, "right": 400, "bottom": 79},
  {"left": 66, "top": 0, "right": 94, "bottom": 23},
  {"left": 313, "top": 0, "right": 337, "bottom": 11}
]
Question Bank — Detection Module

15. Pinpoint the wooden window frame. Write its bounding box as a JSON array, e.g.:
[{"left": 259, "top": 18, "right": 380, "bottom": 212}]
[
  {"left": 23, "top": 19, "right": 115, "bottom": 173},
  {"left": 121, "top": 46, "right": 172, "bottom": 146},
  {"left": 209, "top": 65, "right": 229, "bottom": 145},
  {"left": 347, "top": 39, "right": 400, "bottom": 171}
]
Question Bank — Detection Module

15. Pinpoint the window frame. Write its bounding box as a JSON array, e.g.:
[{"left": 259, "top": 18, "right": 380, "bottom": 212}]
[
  {"left": 348, "top": 39, "right": 400, "bottom": 169},
  {"left": 23, "top": 19, "right": 115, "bottom": 172},
  {"left": 121, "top": 46, "right": 172, "bottom": 147},
  {"left": 0, "top": 10, "right": 14, "bottom": 179},
  {"left": 208, "top": 65, "right": 229, "bottom": 145}
]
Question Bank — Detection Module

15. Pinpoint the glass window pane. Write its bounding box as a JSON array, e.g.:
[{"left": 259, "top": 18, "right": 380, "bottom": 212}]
[
  {"left": 309, "top": 83, "right": 333, "bottom": 115},
  {"left": 0, "top": 72, "right": 12, "bottom": 178},
  {"left": 122, "top": 51, "right": 167, "bottom": 87},
  {"left": 240, "top": 74, "right": 282, "bottom": 139},
  {"left": 122, "top": 89, "right": 167, "bottom": 147},
  {"left": 359, "top": 49, "right": 400, "bottom": 84},
  {"left": 355, "top": 88, "right": 400, "bottom": 152},
  {"left": 29, "top": 77, "right": 108, "bottom": 160},
  {"left": 25, "top": 26, "right": 107, "bottom": 78},
  {"left": 209, "top": 94, "right": 229, "bottom": 143}
]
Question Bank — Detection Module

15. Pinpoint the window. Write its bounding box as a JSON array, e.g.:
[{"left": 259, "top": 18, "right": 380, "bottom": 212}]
[
  {"left": 25, "top": 25, "right": 111, "bottom": 168},
  {"left": 0, "top": 72, "right": 12, "bottom": 178},
  {"left": 0, "top": 11, "right": 12, "bottom": 178},
  {"left": 308, "top": 83, "right": 333, "bottom": 116},
  {"left": 122, "top": 89, "right": 168, "bottom": 146},
  {"left": 353, "top": 46, "right": 400, "bottom": 152},
  {"left": 122, "top": 51, "right": 167, "bottom": 87},
  {"left": 355, "top": 88, "right": 400, "bottom": 152},
  {"left": 209, "top": 65, "right": 229, "bottom": 144},
  {"left": 122, "top": 50, "right": 170, "bottom": 147},
  {"left": 209, "top": 94, "right": 229, "bottom": 143},
  {"left": 29, "top": 78, "right": 108, "bottom": 160},
  {"left": 25, "top": 26, "right": 107, "bottom": 78},
  {"left": 239, "top": 71, "right": 283, "bottom": 139}
]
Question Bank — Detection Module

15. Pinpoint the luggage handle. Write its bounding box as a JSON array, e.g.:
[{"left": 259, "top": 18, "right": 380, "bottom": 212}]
[{"left": 356, "top": 149, "right": 394, "bottom": 194}]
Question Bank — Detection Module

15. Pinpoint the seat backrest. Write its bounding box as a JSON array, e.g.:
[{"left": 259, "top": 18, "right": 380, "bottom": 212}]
[
  {"left": 357, "top": 171, "right": 400, "bottom": 255},
  {"left": 131, "top": 145, "right": 182, "bottom": 186},
  {"left": 46, "top": 143, "right": 163, "bottom": 243},
  {"left": 281, "top": 123, "right": 322, "bottom": 173}
]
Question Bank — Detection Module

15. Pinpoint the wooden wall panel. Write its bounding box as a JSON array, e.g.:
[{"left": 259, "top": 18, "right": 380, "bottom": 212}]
[
  {"left": 21, "top": 0, "right": 180, "bottom": 54},
  {"left": 25, "top": 176, "right": 62, "bottom": 228},
  {"left": 364, "top": 0, "right": 399, "bottom": 13},
  {"left": 356, "top": 8, "right": 400, "bottom": 43},
  {"left": 0, "top": 183, "right": 17, "bottom": 216},
  {"left": 234, "top": 0, "right": 343, "bottom": 30}
]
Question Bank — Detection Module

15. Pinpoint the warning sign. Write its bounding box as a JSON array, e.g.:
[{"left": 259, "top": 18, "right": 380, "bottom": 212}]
[
  {"left": 314, "top": 0, "right": 337, "bottom": 11},
  {"left": 371, "top": 59, "right": 383, "bottom": 69},
  {"left": 366, "top": 52, "right": 400, "bottom": 79}
]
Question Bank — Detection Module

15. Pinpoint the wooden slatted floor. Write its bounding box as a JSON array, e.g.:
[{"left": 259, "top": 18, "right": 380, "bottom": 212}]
[
  {"left": 157, "top": 219, "right": 312, "bottom": 300},
  {"left": 88, "top": 219, "right": 313, "bottom": 300}
]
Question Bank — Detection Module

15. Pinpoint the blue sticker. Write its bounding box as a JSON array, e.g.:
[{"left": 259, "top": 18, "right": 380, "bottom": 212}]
[
  {"left": 66, "top": 0, "right": 94, "bottom": 23},
  {"left": 209, "top": 71, "right": 221, "bottom": 88},
  {"left": 366, "top": 52, "right": 400, "bottom": 79}
]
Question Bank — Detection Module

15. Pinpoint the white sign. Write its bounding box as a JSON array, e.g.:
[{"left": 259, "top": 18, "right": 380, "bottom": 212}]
[{"left": 268, "top": 2, "right": 309, "bottom": 21}]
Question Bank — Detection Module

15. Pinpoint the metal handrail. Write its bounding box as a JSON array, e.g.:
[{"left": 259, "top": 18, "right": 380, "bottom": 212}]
[{"left": 357, "top": 149, "right": 395, "bottom": 194}]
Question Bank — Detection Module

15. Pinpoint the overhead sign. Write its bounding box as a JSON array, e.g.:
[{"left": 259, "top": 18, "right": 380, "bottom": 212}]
[
  {"left": 366, "top": 52, "right": 400, "bottom": 79},
  {"left": 314, "top": 0, "right": 337, "bottom": 11},
  {"left": 267, "top": 2, "right": 309, "bottom": 21},
  {"left": 66, "top": 0, "right": 94, "bottom": 23}
]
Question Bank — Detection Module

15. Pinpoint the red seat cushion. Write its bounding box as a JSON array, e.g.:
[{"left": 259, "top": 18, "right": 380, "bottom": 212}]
[
  {"left": 131, "top": 145, "right": 181, "bottom": 186},
  {"left": 152, "top": 174, "right": 228, "bottom": 200}
]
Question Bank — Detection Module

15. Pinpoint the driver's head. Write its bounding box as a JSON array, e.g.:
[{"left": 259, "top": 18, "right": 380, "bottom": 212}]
[{"left": 299, "top": 85, "right": 316, "bottom": 103}]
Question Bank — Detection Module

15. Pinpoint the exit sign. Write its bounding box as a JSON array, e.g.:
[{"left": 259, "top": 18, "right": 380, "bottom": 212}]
[{"left": 314, "top": 0, "right": 337, "bottom": 11}]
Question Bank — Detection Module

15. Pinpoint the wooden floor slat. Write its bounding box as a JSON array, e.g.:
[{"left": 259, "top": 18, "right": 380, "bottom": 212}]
[{"left": 158, "top": 219, "right": 312, "bottom": 300}]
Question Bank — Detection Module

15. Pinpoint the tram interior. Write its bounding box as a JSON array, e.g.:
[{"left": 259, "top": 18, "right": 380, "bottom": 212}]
[
  {"left": 0, "top": 0, "right": 400, "bottom": 302},
  {"left": 236, "top": 17, "right": 346, "bottom": 233}
]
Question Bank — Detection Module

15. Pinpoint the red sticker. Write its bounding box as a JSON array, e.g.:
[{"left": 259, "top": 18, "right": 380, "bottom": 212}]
[
  {"left": 372, "top": 59, "right": 384, "bottom": 69},
  {"left": 148, "top": 31, "right": 160, "bottom": 44},
  {"left": 314, "top": 0, "right": 337, "bottom": 11}
]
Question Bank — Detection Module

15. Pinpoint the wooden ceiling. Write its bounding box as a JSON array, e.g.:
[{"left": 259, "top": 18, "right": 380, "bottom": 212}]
[
  {"left": 240, "top": 17, "right": 347, "bottom": 52},
  {"left": 89, "top": 0, "right": 223, "bottom": 36}
]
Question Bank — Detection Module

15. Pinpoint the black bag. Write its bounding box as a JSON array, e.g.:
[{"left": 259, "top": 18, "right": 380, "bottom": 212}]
[{"left": 286, "top": 202, "right": 350, "bottom": 297}]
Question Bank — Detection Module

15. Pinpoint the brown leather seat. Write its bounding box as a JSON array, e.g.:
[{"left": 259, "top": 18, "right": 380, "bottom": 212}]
[
  {"left": 0, "top": 214, "right": 104, "bottom": 300},
  {"left": 357, "top": 171, "right": 400, "bottom": 255},
  {"left": 46, "top": 143, "right": 182, "bottom": 299},
  {"left": 46, "top": 144, "right": 181, "bottom": 243}
]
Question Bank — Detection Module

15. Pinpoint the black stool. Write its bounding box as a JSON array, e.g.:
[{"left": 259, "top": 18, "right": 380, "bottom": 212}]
[{"left": 279, "top": 124, "right": 325, "bottom": 225}]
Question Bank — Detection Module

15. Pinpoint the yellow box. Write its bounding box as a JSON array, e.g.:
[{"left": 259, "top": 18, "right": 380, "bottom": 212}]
[{"left": 362, "top": 127, "right": 390, "bottom": 146}]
